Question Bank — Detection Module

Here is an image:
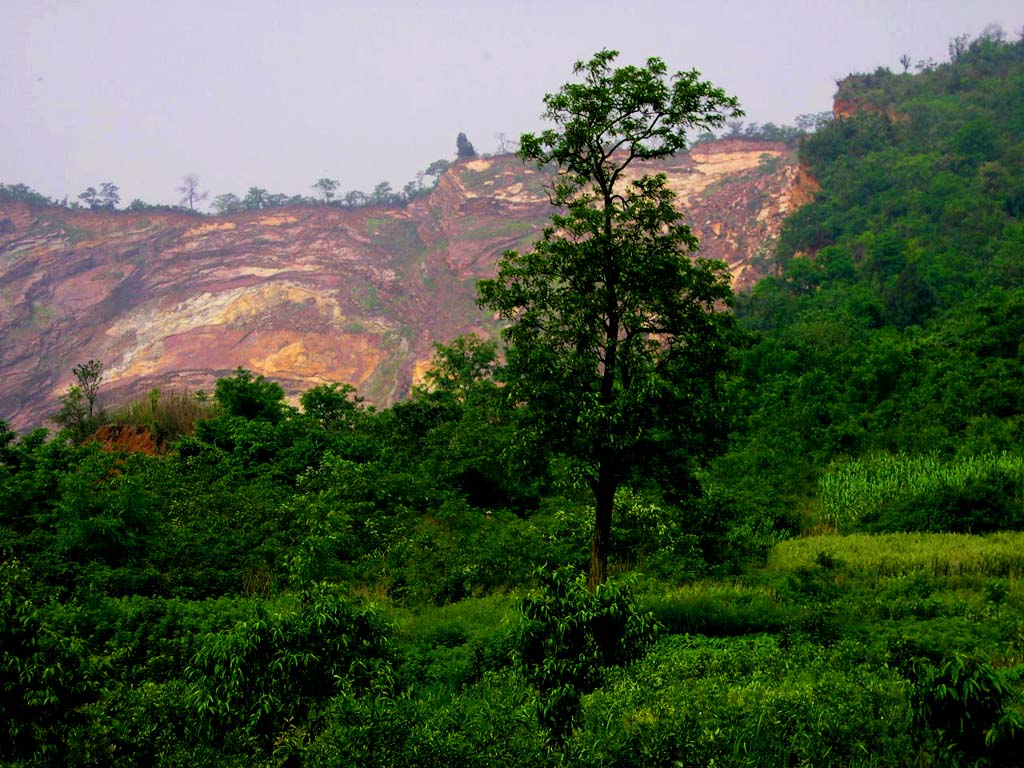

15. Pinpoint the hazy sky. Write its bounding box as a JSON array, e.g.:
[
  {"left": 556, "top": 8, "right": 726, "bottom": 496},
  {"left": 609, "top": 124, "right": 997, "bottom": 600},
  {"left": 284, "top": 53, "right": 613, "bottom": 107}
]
[{"left": 3, "top": 1, "right": 1022, "bottom": 209}]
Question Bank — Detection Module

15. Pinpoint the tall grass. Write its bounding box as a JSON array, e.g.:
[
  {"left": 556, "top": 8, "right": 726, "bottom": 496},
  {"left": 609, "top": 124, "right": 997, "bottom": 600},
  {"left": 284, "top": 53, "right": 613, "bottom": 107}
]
[
  {"left": 643, "top": 583, "right": 788, "bottom": 636},
  {"left": 769, "top": 531, "right": 1024, "bottom": 578},
  {"left": 817, "top": 452, "right": 1024, "bottom": 530},
  {"left": 106, "top": 388, "right": 216, "bottom": 442},
  {"left": 388, "top": 592, "right": 522, "bottom": 642}
]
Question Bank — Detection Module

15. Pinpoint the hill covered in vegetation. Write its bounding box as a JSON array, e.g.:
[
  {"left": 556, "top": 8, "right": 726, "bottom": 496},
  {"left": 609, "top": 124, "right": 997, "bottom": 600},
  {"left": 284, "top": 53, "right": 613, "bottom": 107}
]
[
  {"left": 721, "top": 29, "right": 1024, "bottom": 529},
  {"left": 1, "top": 31, "right": 1023, "bottom": 767}
]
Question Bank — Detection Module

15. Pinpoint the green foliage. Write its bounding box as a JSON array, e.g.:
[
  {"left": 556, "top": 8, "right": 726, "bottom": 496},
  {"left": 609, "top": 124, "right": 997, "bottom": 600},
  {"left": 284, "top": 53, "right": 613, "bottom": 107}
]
[
  {"left": 565, "top": 634, "right": 914, "bottom": 767},
  {"left": 391, "top": 595, "right": 521, "bottom": 694},
  {"left": 52, "top": 384, "right": 92, "bottom": 442},
  {"left": 78, "top": 182, "right": 120, "bottom": 210},
  {"left": 1, "top": 559, "right": 101, "bottom": 765},
  {"left": 0, "top": 182, "right": 58, "bottom": 207},
  {"left": 645, "top": 582, "right": 788, "bottom": 636},
  {"left": 5, "top": 39, "right": 1024, "bottom": 766},
  {"left": 517, "top": 568, "right": 659, "bottom": 741},
  {"left": 417, "top": 334, "right": 499, "bottom": 402},
  {"left": 303, "top": 669, "right": 548, "bottom": 768},
  {"left": 213, "top": 367, "right": 288, "bottom": 422},
  {"left": 72, "top": 360, "right": 101, "bottom": 421},
  {"left": 52, "top": 451, "right": 164, "bottom": 575},
  {"left": 211, "top": 192, "right": 243, "bottom": 214},
  {"left": 607, "top": 487, "right": 708, "bottom": 578},
  {"left": 186, "top": 586, "right": 393, "bottom": 754},
  {"left": 287, "top": 453, "right": 422, "bottom": 586},
  {"left": 456, "top": 131, "right": 477, "bottom": 158},
  {"left": 768, "top": 531, "right": 1024, "bottom": 578},
  {"left": 311, "top": 176, "right": 339, "bottom": 203},
  {"left": 748, "top": 36, "right": 1024, "bottom": 492},
  {"left": 242, "top": 187, "right": 268, "bottom": 210},
  {"left": 405, "top": 335, "right": 547, "bottom": 513},
  {"left": 50, "top": 359, "right": 107, "bottom": 443},
  {"left": 299, "top": 382, "right": 364, "bottom": 429},
  {"left": 911, "top": 653, "right": 1023, "bottom": 766}
]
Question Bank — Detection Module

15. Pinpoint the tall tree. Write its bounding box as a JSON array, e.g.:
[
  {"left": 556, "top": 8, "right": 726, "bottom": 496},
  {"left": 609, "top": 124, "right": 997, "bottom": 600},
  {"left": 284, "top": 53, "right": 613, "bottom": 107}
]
[
  {"left": 178, "top": 174, "right": 208, "bottom": 210},
  {"left": 456, "top": 132, "right": 477, "bottom": 158},
  {"left": 77, "top": 187, "right": 99, "bottom": 209},
  {"left": 72, "top": 359, "right": 103, "bottom": 420},
  {"left": 477, "top": 50, "right": 742, "bottom": 587},
  {"left": 370, "top": 181, "right": 394, "bottom": 206},
  {"left": 343, "top": 190, "right": 367, "bottom": 208},
  {"left": 78, "top": 183, "right": 120, "bottom": 210},
  {"left": 54, "top": 360, "right": 104, "bottom": 440},
  {"left": 312, "top": 177, "right": 339, "bottom": 203},
  {"left": 98, "top": 182, "right": 120, "bottom": 209},
  {"left": 423, "top": 159, "right": 451, "bottom": 181},
  {"left": 243, "top": 187, "right": 268, "bottom": 210},
  {"left": 495, "top": 132, "right": 517, "bottom": 154}
]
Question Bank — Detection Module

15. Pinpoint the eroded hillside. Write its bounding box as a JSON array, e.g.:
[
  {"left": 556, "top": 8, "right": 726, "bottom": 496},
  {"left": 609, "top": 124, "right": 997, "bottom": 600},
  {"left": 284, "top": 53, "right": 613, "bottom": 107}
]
[{"left": 0, "top": 139, "right": 812, "bottom": 429}]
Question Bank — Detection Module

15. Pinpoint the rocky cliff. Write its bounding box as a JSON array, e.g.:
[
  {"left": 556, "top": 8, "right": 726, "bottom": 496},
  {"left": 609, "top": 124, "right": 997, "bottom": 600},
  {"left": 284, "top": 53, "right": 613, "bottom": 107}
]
[{"left": 0, "top": 139, "right": 812, "bottom": 430}]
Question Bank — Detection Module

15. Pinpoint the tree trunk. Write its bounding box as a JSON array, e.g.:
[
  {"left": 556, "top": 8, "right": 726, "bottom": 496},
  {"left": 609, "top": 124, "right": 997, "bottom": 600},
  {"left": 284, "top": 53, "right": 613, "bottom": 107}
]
[{"left": 588, "top": 466, "right": 617, "bottom": 589}]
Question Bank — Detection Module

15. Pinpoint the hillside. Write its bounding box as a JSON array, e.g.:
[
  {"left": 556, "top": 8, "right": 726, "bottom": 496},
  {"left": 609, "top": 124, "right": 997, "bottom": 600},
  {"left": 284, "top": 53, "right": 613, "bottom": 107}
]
[
  {"left": 716, "top": 31, "right": 1024, "bottom": 524},
  {"left": 0, "top": 139, "right": 807, "bottom": 430}
]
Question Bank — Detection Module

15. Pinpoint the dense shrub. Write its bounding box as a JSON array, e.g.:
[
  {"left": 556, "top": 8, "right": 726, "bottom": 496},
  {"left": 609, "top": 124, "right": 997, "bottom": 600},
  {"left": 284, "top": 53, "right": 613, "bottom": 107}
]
[{"left": 517, "top": 568, "right": 660, "bottom": 741}]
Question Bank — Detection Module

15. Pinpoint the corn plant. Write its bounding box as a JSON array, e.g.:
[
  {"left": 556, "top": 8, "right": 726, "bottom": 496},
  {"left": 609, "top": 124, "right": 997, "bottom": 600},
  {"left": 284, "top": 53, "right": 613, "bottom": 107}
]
[{"left": 817, "top": 452, "right": 1024, "bottom": 530}]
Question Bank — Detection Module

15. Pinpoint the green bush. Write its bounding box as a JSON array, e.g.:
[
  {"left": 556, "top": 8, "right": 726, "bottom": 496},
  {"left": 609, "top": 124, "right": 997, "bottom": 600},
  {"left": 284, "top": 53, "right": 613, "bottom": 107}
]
[
  {"left": 912, "top": 653, "right": 1024, "bottom": 766},
  {"left": 565, "top": 634, "right": 914, "bottom": 767},
  {"left": 1, "top": 560, "right": 102, "bottom": 765},
  {"left": 868, "top": 471, "right": 1024, "bottom": 534},
  {"left": 517, "top": 568, "right": 660, "bottom": 742},
  {"left": 185, "top": 587, "right": 393, "bottom": 757},
  {"left": 305, "top": 670, "right": 550, "bottom": 768}
]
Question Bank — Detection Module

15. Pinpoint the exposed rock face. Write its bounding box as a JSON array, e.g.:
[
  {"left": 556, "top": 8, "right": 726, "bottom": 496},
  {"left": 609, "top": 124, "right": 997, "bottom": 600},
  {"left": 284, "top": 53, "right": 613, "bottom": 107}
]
[
  {"left": 832, "top": 76, "right": 909, "bottom": 123},
  {"left": 90, "top": 424, "right": 163, "bottom": 455},
  {"left": 0, "top": 139, "right": 812, "bottom": 430},
  {"left": 832, "top": 98, "right": 910, "bottom": 123}
]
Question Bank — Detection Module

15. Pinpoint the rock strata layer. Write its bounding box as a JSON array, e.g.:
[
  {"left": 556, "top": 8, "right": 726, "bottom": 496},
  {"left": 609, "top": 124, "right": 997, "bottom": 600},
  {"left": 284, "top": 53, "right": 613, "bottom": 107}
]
[{"left": 0, "top": 140, "right": 810, "bottom": 430}]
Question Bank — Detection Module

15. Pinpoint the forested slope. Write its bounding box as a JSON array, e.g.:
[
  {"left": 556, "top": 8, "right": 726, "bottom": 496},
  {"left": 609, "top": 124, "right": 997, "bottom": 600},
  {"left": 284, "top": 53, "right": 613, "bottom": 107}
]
[{"left": 715, "top": 31, "right": 1024, "bottom": 539}]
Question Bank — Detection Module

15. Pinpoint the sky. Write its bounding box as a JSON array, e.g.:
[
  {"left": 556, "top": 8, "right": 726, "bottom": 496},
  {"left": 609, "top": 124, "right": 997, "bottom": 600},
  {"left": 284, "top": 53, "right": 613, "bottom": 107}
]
[{"left": 3, "top": 1, "right": 1023, "bottom": 210}]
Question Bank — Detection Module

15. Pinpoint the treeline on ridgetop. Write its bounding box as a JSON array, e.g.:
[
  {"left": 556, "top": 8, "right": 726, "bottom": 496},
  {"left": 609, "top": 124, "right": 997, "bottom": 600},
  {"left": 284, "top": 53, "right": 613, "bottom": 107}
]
[
  {"left": 2, "top": 29, "right": 1024, "bottom": 767},
  {"left": 0, "top": 115, "right": 826, "bottom": 215}
]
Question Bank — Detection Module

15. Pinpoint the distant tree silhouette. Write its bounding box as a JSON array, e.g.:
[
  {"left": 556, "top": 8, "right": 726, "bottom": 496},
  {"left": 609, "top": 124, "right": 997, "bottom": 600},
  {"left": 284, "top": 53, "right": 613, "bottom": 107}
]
[
  {"left": 98, "top": 183, "right": 120, "bottom": 209},
  {"left": 456, "top": 132, "right": 477, "bottom": 158},
  {"left": 79, "top": 183, "right": 120, "bottom": 210},
  {"left": 343, "top": 190, "right": 367, "bottom": 208},
  {"left": 73, "top": 359, "right": 103, "bottom": 420},
  {"left": 243, "top": 187, "right": 268, "bottom": 210},
  {"left": 212, "top": 193, "right": 243, "bottom": 215},
  {"left": 495, "top": 132, "right": 517, "bottom": 153},
  {"left": 312, "top": 178, "right": 339, "bottom": 203},
  {"left": 178, "top": 175, "right": 208, "bottom": 210}
]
